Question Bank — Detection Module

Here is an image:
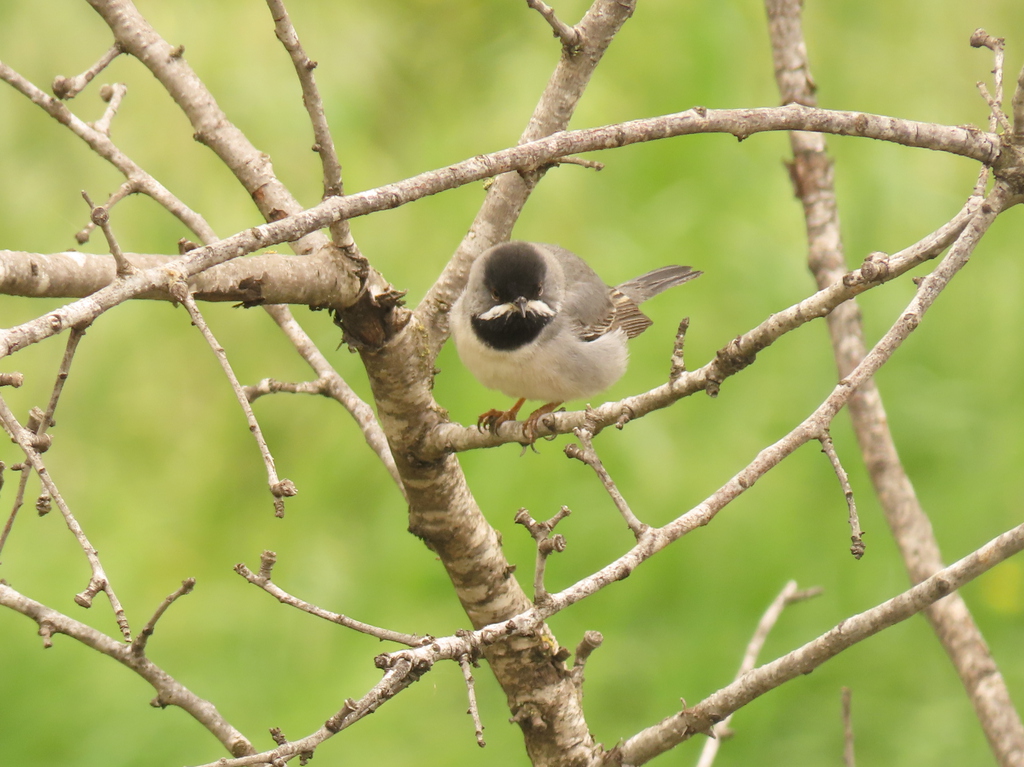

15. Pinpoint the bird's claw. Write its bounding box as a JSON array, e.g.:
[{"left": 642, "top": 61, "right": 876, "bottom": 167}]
[
  {"left": 522, "top": 402, "right": 563, "bottom": 444},
  {"left": 476, "top": 399, "right": 562, "bottom": 445},
  {"left": 477, "top": 407, "right": 519, "bottom": 433}
]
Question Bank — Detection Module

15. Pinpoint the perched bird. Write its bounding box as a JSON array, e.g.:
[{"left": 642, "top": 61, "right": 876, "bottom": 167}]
[{"left": 450, "top": 241, "right": 701, "bottom": 438}]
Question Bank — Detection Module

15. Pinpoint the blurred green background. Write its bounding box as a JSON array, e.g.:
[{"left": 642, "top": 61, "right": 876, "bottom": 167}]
[{"left": 1, "top": 1, "right": 1023, "bottom": 765}]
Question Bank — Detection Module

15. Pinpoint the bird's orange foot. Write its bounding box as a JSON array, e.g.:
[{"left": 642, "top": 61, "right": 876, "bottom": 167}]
[
  {"left": 477, "top": 398, "right": 526, "bottom": 434},
  {"left": 523, "top": 402, "right": 563, "bottom": 443}
]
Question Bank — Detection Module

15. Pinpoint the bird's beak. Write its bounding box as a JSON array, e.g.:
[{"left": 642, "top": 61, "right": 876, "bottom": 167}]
[{"left": 514, "top": 297, "right": 529, "bottom": 317}]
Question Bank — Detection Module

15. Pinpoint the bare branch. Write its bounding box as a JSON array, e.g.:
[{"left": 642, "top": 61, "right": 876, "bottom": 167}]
[
  {"left": 51, "top": 43, "right": 123, "bottom": 99},
  {"left": 0, "top": 373, "right": 24, "bottom": 388},
  {"left": 243, "top": 376, "right": 327, "bottom": 401},
  {"left": 190, "top": 656, "right": 426, "bottom": 767},
  {"left": 234, "top": 552, "right": 425, "bottom": 646},
  {"left": 619, "top": 520, "right": 1024, "bottom": 764},
  {"left": 0, "top": 581, "right": 255, "bottom": 757},
  {"left": 87, "top": 0, "right": 328, "bottom": 255},
  {"left": 0, "top": 248, "right": 357, "bottom": 304},
  {"left": 545, "top": 155, "right": 604, "bottom": 171},
  {"left": 1012, "top": 62, "right": 1024, "bottom": 140},
  {"left": 565, "top": 427, "right": 646, "bottom": 538},
  {"left": 0, "top": 393, "right": 130, "bottom": 639},
  {"left": 260, "top": 305, "right": 405, "bottom": 498},
  {"left": 0, "top": 61, "right": 217, "bottom": 244},
  {"left": 130, "top": 578, "right": 196, "bottom": 657},
  {"left": 29, "top": 325, "right": 82, "bottom": 446},
  {"left": 696, "top": 580, "right": 821, "bottom": 767},
  {"left": 457, "top": 653, "right": 487, "bottom": 747},
  {"left": 176, "top": 289, "right": 296, "bottom": 517},
  {"left": 90, "top": 82, "right": 128, "bottom": 136},
  {"left": 0, "top": 326, "right": 87, "bottom": 558},
  {"left": 977, "top": 81, "right": 1012, "bottom": 134},
  {"left": 817, "top": 430, "right": 864, "bottom": 559},
  {"left": 767, "top": 4, "right": 1024, "bottom": 763},
  {"left": 525, "top": 0, "right": 582, "bottom": 50},
  {"left": 842, "top": 687, "right": 856, "bottom": 767},
  {"left": 175, "top": 509, "right": 1024, "bottom": 767},
  {"left": 265, "top": 0, "right": 354, "bottom": 252},
  {"left": 74, "top": 180, "right": 136, "bottom": 245},
  {"left": 971, "top": 29, "right": 1007, "bottom": 128},
  {"left": 82, "top": 190, "right": 136, "bottom": 276},
  {"left": 571, "top": 630, "right": 603, "bottom": 688},
  {"left": 0, "top": 98, "right": 1004, "bottom": 351},
  {"left": 669, "top": 317, "right": 691, "bottom": 381},
  {"left": 514, "top": 506, "right": 570, "bottom": 605}
]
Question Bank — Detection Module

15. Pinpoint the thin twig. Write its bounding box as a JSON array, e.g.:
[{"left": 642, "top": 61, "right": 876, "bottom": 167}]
[
  {"left": 976, "top": 82, "right": 1012, "bottom": 135},
  {"left": 244, "top": 377, "right": 327, "bottom": 401},
  {"left": 545, "top": 156, "right": 604, "bottom": 171},
  {"left": 842, "top": 687, "right": 856, "bottom": 767},
  {"left": 264, "top": 0, "right": 354, "bottom": 252},
  {"left": 0, "top": 464, "right": 29, "bottom": 558},
  {"left": 970, "top": 29, "right": 1006, "bottom": 127},
  {"left": 0, "top": 393, "right": 130, "bottom": 639},
  {"left": 261, "top": 305, "right": 405, "bottom": 498},
  {"left": 968, "top": 29, "right": 1006, "bottom": 194},
  {"left": 565, "top": 428, "right": 646, "bottom": 537},
  {"left": 0, "top": 327, "right": 86, "bottom": 557},
  {"left": 75, "top": 180, "right": 137, "bottom": 245},
  {"left": 619, "top": 519, "right": 1024, "bottom": 764},
  {"left": 570, "top": 630, "right": 603, "bottom": 688},
  {"left": 669, "top": 317, "right": 690, "bottom": 381},
  {"left": 457, "top": 653, "right": 486, "bottom": 747},
  {"left": 1, "top": 61, "right": 217, "bottom": 244},
  {"left": 51, "top": 43, "right": 123, "bottom": 99},
  {"left": 696, "top": 580, "right": 822, "bottom": 767},
  {"left": 191, "top": 655, "right": 425, "bottom": 767},
  {"left": 0, "top": 581, "right": 254, "bottom": 756},
  {"left": 131, "top": 578, "right": 196, "bottom": 656},
  {"left": 234, "top": 552, "right": 425, "bottom": 646},
  {"left": 82, "top": 191, "right": 135, "bottom": 276},
  {"left": 514, "top": 507, "right": 570, "bottom": 605},
  {"left": 525, "top": 0, "right": 581, "bottom": 50},
  {"left": 91, "top": 82, "right": 128, "bottom": 136},
  {"left": 176, "top": 289, "right": 296, "bottom": 516},
  {"left": 817, "top": 430, "right": 864, "bottom": 559}
]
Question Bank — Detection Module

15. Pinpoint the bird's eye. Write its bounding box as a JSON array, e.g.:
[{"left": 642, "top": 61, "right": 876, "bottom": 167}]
[
  {"left": 535, "top": 284, "right": 543, "bottom": 296},
  {"left": 491, "top": 289, "right": 500, "bottom": 301}
]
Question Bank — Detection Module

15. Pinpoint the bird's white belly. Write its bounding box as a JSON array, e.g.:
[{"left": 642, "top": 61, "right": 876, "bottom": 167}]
[{"left": 452, "top": 311, "right": 629, "bottom": 402}]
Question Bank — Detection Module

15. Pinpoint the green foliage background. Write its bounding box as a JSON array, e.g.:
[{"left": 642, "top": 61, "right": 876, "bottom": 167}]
[{"left": 1, "top": 1, "right": 1023, "bottom": 765}]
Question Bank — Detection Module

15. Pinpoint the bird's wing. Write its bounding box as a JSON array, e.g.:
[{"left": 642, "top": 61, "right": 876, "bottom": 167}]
[{"left": 543, "top": 244, "right": 655, "bottom": 342}]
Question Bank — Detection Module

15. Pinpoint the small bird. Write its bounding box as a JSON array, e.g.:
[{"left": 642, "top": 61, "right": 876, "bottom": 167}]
[{"left": 450, "top": 241, "right": 701, "bottom": 438}]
